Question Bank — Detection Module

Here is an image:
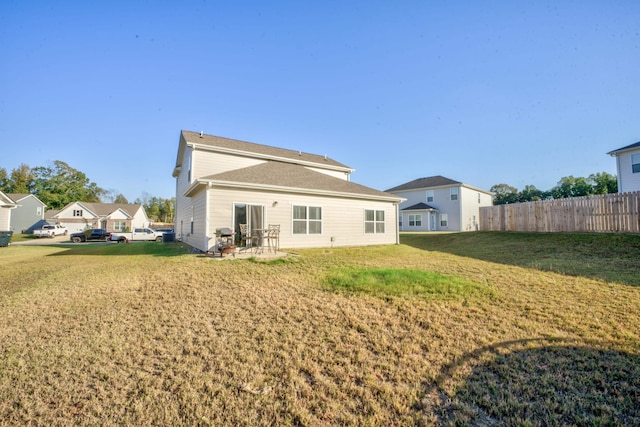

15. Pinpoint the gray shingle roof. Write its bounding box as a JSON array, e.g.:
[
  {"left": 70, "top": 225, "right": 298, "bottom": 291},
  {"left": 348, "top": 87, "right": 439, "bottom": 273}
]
[
  {"left": 401, "top": 202, "right": 438, "bottom": 211},
  {"left": 6, "top": 193, "right": 31, "bottom": 203},
  {"left": 385, "top": 175, "right": 461, "bottom": 192},
  {"left": 199, "top": 161, "right": 401, "bottom": 200},
  {"left": 608, "top": 141, "right": 640, "bottom": 155},
  {"left": 57, "top": 202, "right": 144, "bottom": 218},
  {"left": 181, "top": 130, "right": 351, "bottom": 170}
]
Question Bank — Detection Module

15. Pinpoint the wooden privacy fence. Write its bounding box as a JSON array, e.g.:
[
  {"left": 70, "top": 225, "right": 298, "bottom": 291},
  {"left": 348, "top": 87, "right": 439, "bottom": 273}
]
[{"left": 480, "top": 191, "right": 640, "bottom": 233}]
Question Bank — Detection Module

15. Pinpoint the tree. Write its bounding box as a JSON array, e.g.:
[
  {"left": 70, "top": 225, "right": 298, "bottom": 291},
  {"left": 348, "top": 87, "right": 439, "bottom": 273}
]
[
  {"left": 113, "top": 194, "right": 129, "bottom": 204},
  {"left": 490, "top": 183, "right": 519, "bottom": 205},
  {"left": 31, "top": 160, "right": 104, "bottom": 209},
  {"left": 0, "top": 168, "right": 8, "bottom": 191},
  {"left": 6, "top": 164, "right": 35, "bottom": 194},
  {"left": 518, "top": 185, "right": 545, "bottom": 202},
  {"left": 550, "top": 176, "right": 594, "bottom": 199},
  {"left": 589, "top": 172, "right": 617, "bottom": 194}
]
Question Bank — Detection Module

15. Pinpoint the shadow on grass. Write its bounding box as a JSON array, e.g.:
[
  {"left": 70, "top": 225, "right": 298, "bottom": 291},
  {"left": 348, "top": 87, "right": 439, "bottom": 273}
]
[
  {"left": 45, "top": 242, "right": 192, "bottom": 257},
  {"left": 419, "top": 338, "right": 640, "bottom": 425},
  {"left": 401, "top": 232, "right": 640, "bottom": 286}
]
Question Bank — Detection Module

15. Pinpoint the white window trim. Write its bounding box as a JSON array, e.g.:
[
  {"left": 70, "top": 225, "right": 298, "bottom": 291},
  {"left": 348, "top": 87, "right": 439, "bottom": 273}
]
[
  {"left": 364, "top": 209, "right": 385, "bottom": 234},
  {"left": 632, "top": 153, "right": 640, "bottom": 173},
  {"left": 426, "top": 190, "right": 434, "bottom": 203},
  {"left": 292, "top": 205, "right": 323, "bottom": 235},
  {"left": 408, "top": 214, "right": 422, "bottom": 227},
  {"left": 450, "top": 187, "right": 459, "bottom": 201}
]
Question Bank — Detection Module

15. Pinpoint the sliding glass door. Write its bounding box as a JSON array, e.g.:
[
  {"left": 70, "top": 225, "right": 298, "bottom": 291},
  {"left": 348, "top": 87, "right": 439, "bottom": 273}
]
[{"left": 233, "top": 203, "right": 264, "bottom": 246}]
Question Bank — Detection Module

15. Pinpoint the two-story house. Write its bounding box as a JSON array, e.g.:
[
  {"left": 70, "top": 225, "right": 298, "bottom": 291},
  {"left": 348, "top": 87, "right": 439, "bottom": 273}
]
[
  {"left": 608, "top": 141, "right": 640, "bottom": 193},
  {"left": 386, "top": 176, "right": 493, "bottom": 232},
  {"left": 6, "top": 193, "right": 47, "bottom": 233},
  {"left": 173, "top": 130, "right": 403, "bottom": 252}
]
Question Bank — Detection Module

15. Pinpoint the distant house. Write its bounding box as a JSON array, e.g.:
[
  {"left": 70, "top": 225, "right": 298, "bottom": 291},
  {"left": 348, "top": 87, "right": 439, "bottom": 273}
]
[
  {"left": 0, "top": 191, "right": 17, "bottom": 231},
  {"left": 53, "top": 202, "right": 151, "bottom": 233},
  {"left": 173, "top": 130, "right": 403, "bottom": 252},
  {"left": 6, "top": 194, "right": 47, "bottom": 233},
  {"left": 386, "top": 176, "right": 493, "bottom": 232},
  {"left": 608, "top": 141, "right": 640, "bottom": 193}
]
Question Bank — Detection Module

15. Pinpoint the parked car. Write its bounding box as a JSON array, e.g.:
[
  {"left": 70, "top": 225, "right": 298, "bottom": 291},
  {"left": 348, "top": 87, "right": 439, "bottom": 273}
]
[
  {"left": 33, "top": 224, "right": 68, "bottom": 238},
  {"left": 70, "top": 229, "right": 111, "bottom": 243},
  {"left": 109, "top": 228, "right": 164, "bottom": 243}
]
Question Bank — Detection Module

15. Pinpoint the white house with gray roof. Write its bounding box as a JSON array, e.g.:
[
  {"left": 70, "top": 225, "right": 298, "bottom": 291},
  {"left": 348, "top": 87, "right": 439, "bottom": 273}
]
[
  {"left": 608, "top": 141, "right": 640, "bottom": 193},
  {"left": 173, "top": 130, "right": 403, "bottom": 252},
  {"left": 386, "top": 176, "right": 493, "bottom": 232},
  {"left": 53, "top": 202, "right": 151, "bottom": 233}
]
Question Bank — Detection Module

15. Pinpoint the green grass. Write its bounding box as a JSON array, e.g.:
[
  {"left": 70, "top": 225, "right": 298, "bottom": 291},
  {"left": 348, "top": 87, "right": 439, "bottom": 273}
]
[
  {"left": 323, "top": 267, "right": 492, "bottom": 301},
  {"left": 0, "top": 235, "right": 638, "bottom": 425},
  {"left": 401, "top": 231, "right": 640, "bottom": 285}
]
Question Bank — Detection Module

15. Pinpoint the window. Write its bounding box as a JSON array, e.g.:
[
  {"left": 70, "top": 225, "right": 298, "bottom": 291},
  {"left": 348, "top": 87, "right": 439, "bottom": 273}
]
[
  {"left": 365, "top": 209, "right": 385, "bottom": 233},
  {"left": 478, "top": 192, "right": 481, "bottom": 203},
  {"left": 632, "top": 153, "right": 640, "bottom": 173},
  {"left": 450, "top": 188, "right": 459, "bottom": 201},
  {"left": 73, "top": 209, "right": 83, "bottom": 217},
  {"left": 426, "top": 190, "right": 434, "bottom": 203},
  {"left": 399, "top": 216, "right": 403, "bottom": 228},
  {"left": 186, "top": 153, "right": 192, "bottom": 182},
  {"left": 293, "top": 205, "right": 322, "bottom": 234},
  {"left": 36, "top": 207, "right": 42, "bottom": 216},
  {"left": 408, "top": 214, "right": 422, "bottom": 227},
  {"left": 440, "top": 214, "right": 448, "bottom": 227},
  {"left": 114, "top": 221, "right": 126, "bottom": 231}
]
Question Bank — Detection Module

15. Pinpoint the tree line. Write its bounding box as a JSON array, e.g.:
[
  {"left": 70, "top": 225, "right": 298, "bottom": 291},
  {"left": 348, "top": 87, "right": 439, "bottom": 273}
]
[
  {"left": 490, "top": 172, "right": 617, "bottom": 205},
  {"left": 0, "top": 161, "right": 175, "bottom": 222}
]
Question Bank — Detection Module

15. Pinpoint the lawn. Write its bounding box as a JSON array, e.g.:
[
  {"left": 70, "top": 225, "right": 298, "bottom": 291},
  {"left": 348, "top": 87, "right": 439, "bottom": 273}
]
[{"left": 0, "top": 233, "right": 638, "bottom": 426}]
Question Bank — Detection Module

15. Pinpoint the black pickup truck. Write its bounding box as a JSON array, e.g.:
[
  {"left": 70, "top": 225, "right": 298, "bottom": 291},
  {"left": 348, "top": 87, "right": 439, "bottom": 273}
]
[{"left": 70, "top": 229, "right": 111, "bottom": 243}]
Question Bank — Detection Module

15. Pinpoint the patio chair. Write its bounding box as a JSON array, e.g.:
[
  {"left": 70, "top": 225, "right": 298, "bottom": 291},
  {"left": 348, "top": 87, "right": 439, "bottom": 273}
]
[
  {"left": 265, "top": 224, "right": 280, "bottom": 253},
  {"left": 238, "top": 223, "right": 252, "bottom": 252}
]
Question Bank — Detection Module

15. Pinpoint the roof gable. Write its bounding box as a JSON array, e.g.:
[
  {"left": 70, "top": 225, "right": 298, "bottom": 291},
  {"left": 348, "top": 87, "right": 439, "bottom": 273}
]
[
  {"left": 608, "top": 141, "right": 640, "bottom": 155},
  {"left": 190, "top": 161, "right": 402, "bottom": 201},
  {"left": 385, "top": 175, "right": 462, "bottom": 192},
  {"left": 0, "top": 191, "right": 17, "bottom": 207}
]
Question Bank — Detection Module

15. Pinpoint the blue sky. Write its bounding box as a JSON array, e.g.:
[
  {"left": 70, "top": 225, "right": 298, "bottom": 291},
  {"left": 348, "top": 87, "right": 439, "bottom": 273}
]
[{"left": 1, "top": 1, "right": 638, "bottom": 201}]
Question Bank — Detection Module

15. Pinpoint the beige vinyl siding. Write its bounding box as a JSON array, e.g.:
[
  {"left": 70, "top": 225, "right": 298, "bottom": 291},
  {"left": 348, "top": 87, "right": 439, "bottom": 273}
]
[
  {"left": 181, "top": 189, "right": 207, "bottom": 251},
  {"left": 192, "top": 149, "right": 264, "bottom": 180},
  {"left": 175, "top": 147, "right": 194, "bottom": 240},
  {"left": 305, "top": 166, "right": 351, "bottom": 181},
  {"left": 0, "top": 207, "right": 10, "bottom": 230},
  {"left": 207, "top": 187, "right": 397, "bottom": 249}
]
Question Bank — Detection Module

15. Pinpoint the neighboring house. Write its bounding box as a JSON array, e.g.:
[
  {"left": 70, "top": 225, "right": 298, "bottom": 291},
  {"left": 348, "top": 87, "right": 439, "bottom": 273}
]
[
  {"left": 6, "top": 193, "right": 47, "bottom": 233},
  {"left": 607, "top": 141, "right": 640, "bottom": 193},
  {"left": 53, "top": 202, "right": 151, "bottom": 233},
  {"left": 386, "top": 176, "right": 493, "bottom": 232},
  {"left": 173, "top": 130, "right": 403, "bottom": 252},
  {"left": 0, "top": 191, "right": 17, "bottom": 231}
]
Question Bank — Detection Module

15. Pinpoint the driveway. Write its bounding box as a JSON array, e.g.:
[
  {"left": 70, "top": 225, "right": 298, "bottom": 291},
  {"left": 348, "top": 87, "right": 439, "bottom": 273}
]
[{"left": 11, "top": 235, "right": 73, "bottom": 246}]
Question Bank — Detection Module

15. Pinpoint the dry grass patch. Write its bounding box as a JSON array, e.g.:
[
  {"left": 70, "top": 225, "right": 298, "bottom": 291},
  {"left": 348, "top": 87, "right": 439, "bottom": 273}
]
[{"left": 0, "top": 236, "right": 638, "bottom": 426}]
